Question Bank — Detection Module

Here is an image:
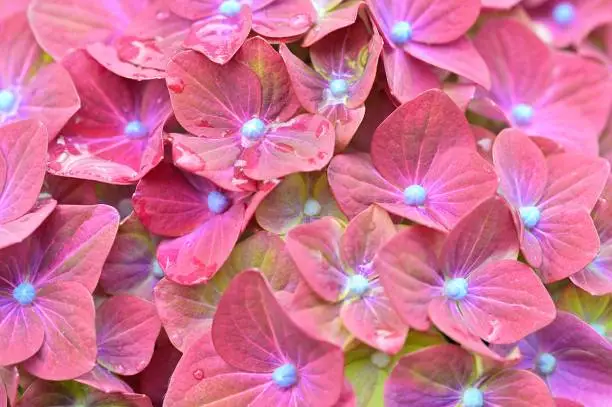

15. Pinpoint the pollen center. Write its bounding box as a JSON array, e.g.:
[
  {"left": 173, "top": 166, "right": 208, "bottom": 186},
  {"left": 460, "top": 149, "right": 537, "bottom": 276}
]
[
  {"left": 519, "top": 206, "right": 541, "bottom": 229},
  {"left": 444, "top": 278, "right": 468, "bottom": 300},
  {"left": 219, "top": 0, "right": 241, "bottom": 17},
  {"left": 329, "top": 79, "right": 349, "bottom": 98},
  {"left": 511, "top": 103, "right": 534, "bottom": 125},
  {"left": 403, "top": 184, "right": 427, "bottom": 206},
  {"left": 552, "top": 2, "right": 576, "bottom": 26},
  {"left": 272, "top": 363, "right": 298, "bottom": 388},
  {"left": 346, "top": 274, "right": 370, "bottom": 297},
  {"left": 535, "top": 352, "right": 557, "bottom": 376},
  {"left": 0, "top": 89, "right": 17, "bottom": 113},
  {"left": 391, "top": 21, "right": 413, "bottom": 45},
  {"left": 241, "top": 118, "right": 266, "bottom": 141},
  {"left": 124, "top": 120, "right": 148, "bottom": 138},
  {"left": 13, "top": 282, "right": 36, "bottom": 305},
  {"left": 462, "top": 387, "right": 484, "bottom": 407},
  {"left": 207, "top": 191, "right": 230, "bottom": 214},
  {"left": 303, "top": 198, "right": 322, "bottom": 217}
]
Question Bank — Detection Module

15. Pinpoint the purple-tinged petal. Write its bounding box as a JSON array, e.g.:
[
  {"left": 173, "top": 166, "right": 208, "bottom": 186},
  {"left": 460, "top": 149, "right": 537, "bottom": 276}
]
[
  {"left": 251, "top": 0, "right": 316, "bottom": 38},
  {"left": 481, "top": 369, "right": 555, "bottom": 407},
  {"left": 166, "top": 50, "right": 261, "bottom": 133},
  {"left": 493, "top": 129, "right": 548, "bottom": 207},
  {"left": 0, "top": 199, "right": 56, "bottom": 250},
  {"left": 184, "top": 8, "right": 252, "bottom": 65},
  {"left": 381, "top": 48, "right": 440, "bottom": 103},
  {"left": 302, "top": 0, "right": 362, "bottom": 46},
  {"left": 406, "top": 37, "right": 491, "bottom": 89},
  {"left": 0, "top": 298, "right": 44, "bottom": 366},
  {"left": 77, "top": 365, "right": 134, "bottom": 394},
  {"left": 23, "top": 281, "right": 97, "bottom": 380}
]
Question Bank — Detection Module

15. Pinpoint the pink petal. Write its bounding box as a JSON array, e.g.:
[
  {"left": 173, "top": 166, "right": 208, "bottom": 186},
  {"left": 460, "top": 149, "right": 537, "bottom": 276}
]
[
  {"left": 492, "top": 129, "right": 548, "bottom": 207},
  {"left": 211, "top": 271, "right": 344, "bottom": 405},
  {"left": 0, "top": 12, "right": 43, "bottom": 85},
  {"left": 24, "top": 281, "right": 97, "bottom": 380},
  {"left": 481, "top": 369, "right": 555, "bottom": 407},
  {"left": 96, "top": 295, "right": 161, "bottom": 375},
  {"left": 406, "top": 37, "right": 491, "bottom": 89},
  {"left": 0, "top": 300, "right": 44, "bottom": 366},
  {"left": 0, "top": 366, "right": 18, "bottom": 407},
  {"left": 236, "top": 37, "right": 302, "bottom": 122},
  {"left": 279, "top": 44, "right": 328, "bottom": 113},
  {"left": 0, "top": 120, "right": 47, "bottom": 224},
  {"left": 168, "top": 0, "right": 219, "bottom": 19},
  {"left": 286, "top": 217, "right": 346, "bottom": 302},
  {"left": 481, "top": 0, "right": 522, "bottom": 8},
  {"left": 302, "top": 0, "right": 362, "bottom": 46},
  {"left": 381, "top": 48, "right": 440, "bottom": 103},
  {"left": 76, "top": 364, "right": 134, "bottom": 394},
  {"left": 0, "top": 199, "right": 56, "bottom": 250},
  {"left": 166, "top": 50, "right": 261, "bottom": 133},
  {"left": 241, "top": 114, "right": 335, "bottom": 181},
  {"left": 157, "top": 204, "right": 245, "bottom": 285},
  {"left": 251, "top": 0, "right": 316, "bottom": 38},
  {"left": 376, "top": 225, "right": 446, "bottom": 330},
  {"left": 184, "top": 8, "right": 252, "bottom": 65},
  {"left": 254, "top": 173, "right": 308, "bottom": 234}
]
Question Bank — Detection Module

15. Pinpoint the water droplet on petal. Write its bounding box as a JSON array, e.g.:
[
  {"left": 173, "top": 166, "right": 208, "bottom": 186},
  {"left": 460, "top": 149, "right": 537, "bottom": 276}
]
[{"left": 193, "top": 369, "right": 205, "bottom": 380}]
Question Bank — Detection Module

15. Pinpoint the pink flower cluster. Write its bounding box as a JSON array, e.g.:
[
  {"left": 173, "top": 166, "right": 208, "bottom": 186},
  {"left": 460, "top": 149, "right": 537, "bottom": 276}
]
[{"left": 0, "top": 0, "right": 611, "bottom": 406}]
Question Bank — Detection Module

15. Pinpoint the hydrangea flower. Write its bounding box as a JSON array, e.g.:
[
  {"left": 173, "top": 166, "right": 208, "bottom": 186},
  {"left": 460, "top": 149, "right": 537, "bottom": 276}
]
[
  {"left": 366, "top": 0, "right": 490, "bottom": 102},
  {"left": 18, "top": 380, "right": 153, "bottom": 407},
  {"left": 0, "top": 13, "right": 80, "bottom": 139},
  {"left": 255, "top": 172, "right": 346, "bottom": 234},
  {"left": 0, "top": 120, "right": 57, "bottom": 249},
  {"left": 167, "top": 0, "right": 316, "bottom": 64},
  {"left": 524, "top": 0, "right": 612, "bottom": 48},
  {"left": 328, "top": 90, "right": 497, "bottom": 231},
  {"left": 472, "top": 18, "right": 612, "bottom": 155},
  {"left": 385, "top": 344, "right": 555, "bottom": 407},
  {"left": 29, "top": 0, "right": 192, "bottom": 80},
  {"left": 556, "top": 284, "right": 611, "bottom": 340},
  {"left": 281, "top": 20, "right": 383, "bottom": 150},
  {"left": 164, "top": 270, "right": 345, "bottom": 407},
  {"left": 167, "top": 37, "right": 335, "bottom": 191},
  {"left": 0, "top": 205, "right": 119, "bottom": 380},
  {"left": 286, "top": 206, "right": 408, "bottom": 353},
  {"left": 302, "top": 0, "right": 363, "bottom": 46},
  {"left": 47, "top": 51, "right": 173, "bottom": 185},
  {"left": 0, "top": 366, "right": 18, "bottom": 407},
  {"left": 510, "top": 311, "right": 612, "bottom": 406},
  {"left": 76, "top": 295, "right": 161, "bottom": 394},
  {"left": 99, "top": 215, "right": 163, "bottom": 301},
  {"left": 376, "top": 197, "right": 556, "bottom": 359},
  {"left": 492, "top": 129, "right": 609, "bottom": 283},
  {"left": 154, "top": 231, "right": 300, "bottom": 351}
]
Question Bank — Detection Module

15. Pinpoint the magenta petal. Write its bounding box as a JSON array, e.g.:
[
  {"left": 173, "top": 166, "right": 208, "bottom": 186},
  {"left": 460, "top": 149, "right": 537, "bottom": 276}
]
[
  {"left": 279, "top": 44, "right": 328, "bottom": 113},
  {"left": 481, "top": 369, "right": 555, "bottom": 407},
  {"left": 184, "top": 8, "right": 252, "bottom": 65},
  {"left": 385, "top": 344, "right": 471, "bottom": 407},
  {"left": 76, "top": 364, "right": 134, "bottom": 394},
  {"left": 96, "top": 295, "right": 161, "bottom": 376},
  {"left": 0, "top": 199, "right": 57, "bottom": 250},
  {"left": 525, "top": 207, "right": 600, "bottom": 283},
  {"left": 157, "top": 204, "right": 245, "bottom": 285},
  {"left": 24, "top": 281, "right": 97, "bottom": 380},
  {"left": 302, "top": 0, "right": 362, "bottom": 46},
  {"left": 481, "top": 0, "right": 522, "bottom": 8},
  {"left": 242, "top": 114, "right": 335, "bottom": 181},
  {"left": 0, "top": 300, "right": 44, "bottom": 366},
  {"left": 251, "top": 0, "right": 316, "bottom": 38},
  {"left": 166, "top": 50, "right": 261, "bottom": 133},
  {"left": 406, "top": 37, "right": 491, "bottom": 89},
  {"left": 0, "top": 366, "right": 18, "bottom": 407},
  {"left": 168, "top": 0, "right": 219, "bottom": 19},
  {"left": 382, "top": 48, "right": 440, "bottom": 103},
  {"left": 493, "top": 129, "right": 548, "bottom": 207}
]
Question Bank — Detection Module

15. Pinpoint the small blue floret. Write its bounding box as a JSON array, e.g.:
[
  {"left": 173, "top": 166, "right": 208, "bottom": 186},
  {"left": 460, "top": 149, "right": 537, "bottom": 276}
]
[
  {"left": 391, "top": 21, "right": 413, "bottom": 45},
  {"left": 444, "top": 278, "right": 468, "bottom": 301},
  {"left": 13, "top": 282, "right": 36, "bottom": 305},
  {"left": 552, "top": 2, "right": 576, "bottom": 26},
  {"left": 403, "top": 184, "right": 427, "bottom": 206},
  {"left": 536, "top": 352, "right": 557, "bottom": 376},
  {"left": 519, "top": 206, "right": 541, "bottom": 229},
  {"left": 219, "top": 0, "right": 241, "bottom": 17},
  {"left": 329, "top": 79, "right": 349, "bottom": 98},
  {"left": 124, "top": 120, "right": 148, "bottom": 138},
  {"left": 0, "top": 89, "right": 17, "bottom": 112},
  {"left": 241, "top": 118, "right": 267, "bottom": 140},
  {"left": 462, "top": 387, "right": 484, "bottom": 407},
  {"left": 346, "top": 274, "right": 370, "bottom": 297},
  {"left": 272, "top": 363, "right": 298, "bottom": 388},
  {"left": 207, "top": 191, "right": 230, "bottom": 214},
  {"left": 511, "top": 103, "right": 534, "bottom": 125}
]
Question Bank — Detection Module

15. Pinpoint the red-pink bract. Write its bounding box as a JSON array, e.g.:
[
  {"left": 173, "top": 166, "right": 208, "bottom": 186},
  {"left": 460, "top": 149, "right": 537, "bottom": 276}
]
[{"left": 302, "top": 0, "right": 363, "bottom": 47}]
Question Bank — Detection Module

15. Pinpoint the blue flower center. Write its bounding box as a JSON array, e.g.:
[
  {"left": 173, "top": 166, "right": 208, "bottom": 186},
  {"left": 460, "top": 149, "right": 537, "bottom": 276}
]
[
  {"left": 0, "top": 89, "right": 17, "bottom": 113},
  {"left": 272, "top": 363, "right": 298, "bottom": 388},
  {"left": 590, "top": 323, "right": 606, "bottom": 336},
  {"left": 511, "top": 103, "right": 534, "bottom": 125},
  {"left": 552, "top": 2, "right": 576, "bottom": 26},
  {"left": 346, "top": 274, "right": 369, "bottom": 297},
  {"left": 403, "top": 184, "right": 427, "bottom": 206},
  {"left": 391, "top": 21, "right": 413, "bottom": 44},
  {"left": 444, "top": 278, "right": 468, "bottom": 300},
  {"left": 151, "top": 259, "right": 165, "bottom": 278},
  {"left": 207, "top": 191, "right": 230, "bottom": 214},
  {"left": 219, "top": 0, "right": 241, "bottom": 17},
  {"left": 519, "top": 206, "right": 541, "bottom": 229},
  {"left": 329, "top": 79, "right": 349, "bottom": 98},
  {"left": 13, "top": 282, "right": 36, "bottom": 305},
  {"left": 462, "top": 387, "right": 484, "bottom": 407},
  {"left": 124, "top": 120, "right": 148, "bottom": 138},
  {"left": 536, "top": 352, "right": 557, "bottom": 376},
  {"left": 241, "top": 118, "right": 266, "bottom": 141},
  {"left": 303, "top": 198, "right": 321, "bottom": 217}
]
